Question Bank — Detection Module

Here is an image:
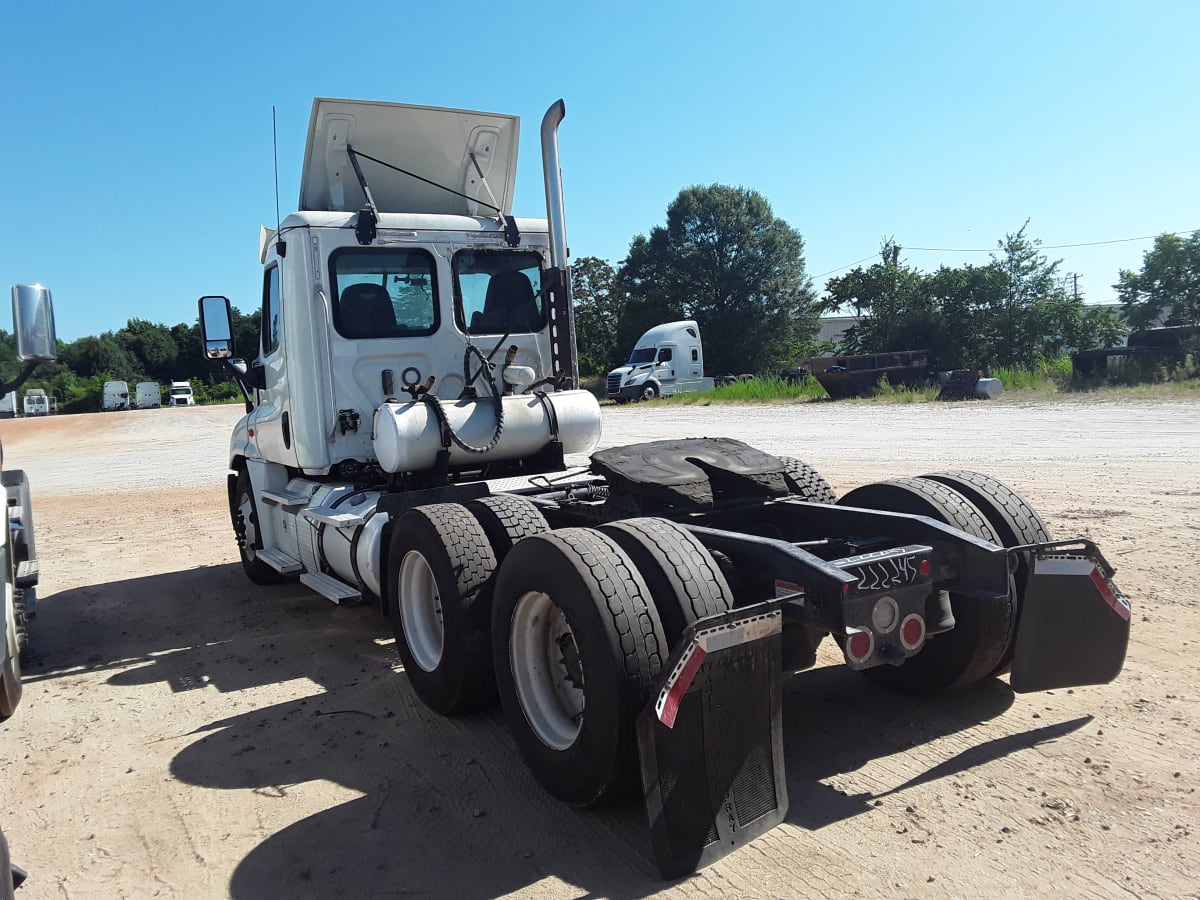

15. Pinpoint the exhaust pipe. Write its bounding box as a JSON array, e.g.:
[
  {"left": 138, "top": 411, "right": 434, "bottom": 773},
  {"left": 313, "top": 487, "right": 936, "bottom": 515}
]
[
  {"left": 539, "top": 100, "right": 578, "bottom": 388},
  {"left": 540, "top": 100, "right": 569, "bottom": 270}
]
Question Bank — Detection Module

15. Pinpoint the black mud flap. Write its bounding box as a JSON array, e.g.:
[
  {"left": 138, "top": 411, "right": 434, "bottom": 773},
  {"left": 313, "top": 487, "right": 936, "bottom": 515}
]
[
  {"left": 1010, "top": 541, "right": 1131, "bottom": 693},
  {"left": 636, "top": 601, "right": 787, "bottom": 880}
]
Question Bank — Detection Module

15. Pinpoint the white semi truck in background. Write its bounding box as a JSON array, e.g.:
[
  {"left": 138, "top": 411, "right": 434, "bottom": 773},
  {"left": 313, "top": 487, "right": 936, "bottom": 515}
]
[
  {"left": 199, "top": 97, "right": 1131, "bottom": 877},
  {"left": 605, "top": 319, "right": 714, "bottom": 402},
  {"left": 2, "top": 283, "right": 57, "bottom": 897},
  {"left": 167, "top": 381, "right": 194, "bottom": 407}
]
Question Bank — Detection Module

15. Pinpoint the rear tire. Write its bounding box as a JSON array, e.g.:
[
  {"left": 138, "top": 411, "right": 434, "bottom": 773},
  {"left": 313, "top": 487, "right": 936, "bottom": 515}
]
[
  {"left": 918, "top": 471, "right": 1052, "bottom": 676},
  {"left": 838, "top": 477, "right": 1014, "bottom": 693},
  {"left": 776, "top": 456, "right": 837, "bottom": 505},
  {"left": 464, "top": 494, "right": 549, "bottom": 561},
  {"left": 233, "top": 470, "right": 285, "bottom": 585},
  {"left": 492, "top": 529, "right": 667, "bottom": 806},
  {"left": 599, "top": 517, "right": 733, "bottom": 646},
  {"left": 387, "top": 504, "right": 499, "bottom": 715}
]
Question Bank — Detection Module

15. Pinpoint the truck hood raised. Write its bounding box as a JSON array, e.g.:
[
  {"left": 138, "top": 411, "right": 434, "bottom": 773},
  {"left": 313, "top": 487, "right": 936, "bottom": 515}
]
[{"left": 299, "top": 98, "right": 520, "bottom": 216}]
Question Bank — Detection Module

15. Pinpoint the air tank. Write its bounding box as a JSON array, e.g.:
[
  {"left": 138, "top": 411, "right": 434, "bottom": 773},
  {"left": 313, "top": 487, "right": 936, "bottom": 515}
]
[{"left": 372, "top": 389, "right": 602, "bottom": 473}]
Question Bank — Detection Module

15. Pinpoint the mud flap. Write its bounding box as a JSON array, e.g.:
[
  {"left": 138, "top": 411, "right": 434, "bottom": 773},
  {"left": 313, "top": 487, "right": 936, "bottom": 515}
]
[
  {"left": 636, "top": 601, "right": 787, "bottom": 880},
  {"left": 1010, "top": 541, "right": 1131, "bottom": 693}
]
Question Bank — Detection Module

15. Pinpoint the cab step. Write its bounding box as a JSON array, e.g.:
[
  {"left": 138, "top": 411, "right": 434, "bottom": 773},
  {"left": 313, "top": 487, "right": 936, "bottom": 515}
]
[
  {"left": 256, "top": 547, "right": 303, "bottom": 574},
  {"left": 300, "top": 571, "right": 362, "bottom": 605},
  {"left": 302, "top": 505, "right": 366, "bottom": 528},
  {"left": 15, "top": 559, "right": 39, "bottom": 588},
  {"left": 259, "top": 487, "right": 310, "bottom": 509}
]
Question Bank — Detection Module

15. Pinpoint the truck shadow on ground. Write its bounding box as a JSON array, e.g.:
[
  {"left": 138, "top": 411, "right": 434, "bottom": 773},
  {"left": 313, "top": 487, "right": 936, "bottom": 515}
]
[{"left": 24, "top": 568, "right": 1089, "bottom": 897}]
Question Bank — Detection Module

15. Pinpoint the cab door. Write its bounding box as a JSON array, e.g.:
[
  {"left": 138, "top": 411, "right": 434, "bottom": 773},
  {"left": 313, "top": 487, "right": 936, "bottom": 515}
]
[
  {"left": 249, "top": 264, "right": 299, "bottom": 467},
  {"left": 655, "top": 344, "right": 677, "bottom": 386}
]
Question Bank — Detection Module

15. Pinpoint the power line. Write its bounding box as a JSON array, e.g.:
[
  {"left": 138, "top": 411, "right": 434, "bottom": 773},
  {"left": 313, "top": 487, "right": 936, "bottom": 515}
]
[
  {"left": 905, "top": 227, "right": 1199, "bottom": 253},
  {"left": 813, "top": 226, "right": 1199, "bottom": 282}
]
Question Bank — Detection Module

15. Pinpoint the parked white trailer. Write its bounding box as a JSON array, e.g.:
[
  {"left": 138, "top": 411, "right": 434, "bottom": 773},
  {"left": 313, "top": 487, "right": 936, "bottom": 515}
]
[
  {"left": 134, "top": 381, "right": 161, "bottom": 409},
  {"left": 21, "top": 389, "right": 49, "bottom": 417},
  {"left": 198, "top": 97, "right": 1131, "bottom": 879},
  {"left": 101, "top": 380, "right": 130, "bottom": 412},
  {"left": 167, "top": 381, "right": 194, "bottom": 407},
  {"left": 0, "top": 394, "right": 16, "bottom": 419},
  {"left": 606, "top": 319, "right": 714, "bottom": 402}
]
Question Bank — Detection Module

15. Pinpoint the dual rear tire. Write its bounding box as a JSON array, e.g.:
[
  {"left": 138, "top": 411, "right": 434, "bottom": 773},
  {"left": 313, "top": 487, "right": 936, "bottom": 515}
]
[{"left": 387, "top": 499, "right": 732, "bottom": 805}]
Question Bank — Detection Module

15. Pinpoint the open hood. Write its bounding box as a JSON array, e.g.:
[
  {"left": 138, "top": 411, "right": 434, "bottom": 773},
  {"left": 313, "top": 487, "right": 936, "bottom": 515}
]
[{"left": 299, "top": 98, "right": 520, "bottom": 216}]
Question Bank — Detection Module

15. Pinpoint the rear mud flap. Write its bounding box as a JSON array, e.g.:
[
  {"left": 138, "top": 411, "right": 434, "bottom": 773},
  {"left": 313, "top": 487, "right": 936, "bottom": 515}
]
[
  {"left": 636, "top": 601, "right": 787, "bottom": 880},
  {"left": 1010, "top": 541, "right": 1131, "bottom": 693}
]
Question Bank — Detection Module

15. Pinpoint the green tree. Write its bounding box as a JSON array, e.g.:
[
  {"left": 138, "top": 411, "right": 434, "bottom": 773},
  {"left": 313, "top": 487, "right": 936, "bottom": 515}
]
[
  {"left": 570, "top": 257, "right": 624, "bottom": 378},
  {"left": 616, "top": 184, "right": 817, "bottom": 374},
  {"left": 990, "top": 220, "right": 1067, "bottom": 368},
  {"left": 1115, "top": 231, "right": 1200, "bottom": 329},
  {"left": 822, "top": 239, "right": 935, "bottom": 356},
  {"left": 116, "top": 318, "right": 179, "bottom": 380}
]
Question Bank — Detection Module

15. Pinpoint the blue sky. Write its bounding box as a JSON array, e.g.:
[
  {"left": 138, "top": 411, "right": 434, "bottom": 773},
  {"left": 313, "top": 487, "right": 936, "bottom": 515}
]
[{"left": 2, "top": 1, "right": 1197, "bottom": 341}]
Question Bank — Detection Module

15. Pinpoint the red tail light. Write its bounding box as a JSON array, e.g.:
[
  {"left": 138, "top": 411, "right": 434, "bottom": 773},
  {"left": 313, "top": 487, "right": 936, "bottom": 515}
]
[{"left": 899, "top": 613, "right": 926, "bottom": 650}]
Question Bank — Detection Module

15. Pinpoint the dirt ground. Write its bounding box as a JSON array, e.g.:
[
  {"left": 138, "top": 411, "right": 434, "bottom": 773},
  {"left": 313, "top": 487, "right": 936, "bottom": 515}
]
[{"left": 0, "top": 396, "right": 1196, "bottom": 899}]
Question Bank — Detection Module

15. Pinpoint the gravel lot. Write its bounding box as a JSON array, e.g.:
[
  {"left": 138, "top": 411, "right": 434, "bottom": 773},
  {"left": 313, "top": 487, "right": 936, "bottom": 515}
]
[{"left": 1, "top": 396, "right": 1196, "bottom": 899}]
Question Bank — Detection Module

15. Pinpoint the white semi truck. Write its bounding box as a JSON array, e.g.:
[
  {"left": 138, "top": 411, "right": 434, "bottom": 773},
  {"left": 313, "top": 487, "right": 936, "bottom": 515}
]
[
  {"left": 605, "top": 320, "right": 714, "bottom": 402},
  {"left": 199, "top": 97, "right": 1131, "bottom": 877},
  {"left": 167, "top": 381, "right": 195, "bottom": 407}
]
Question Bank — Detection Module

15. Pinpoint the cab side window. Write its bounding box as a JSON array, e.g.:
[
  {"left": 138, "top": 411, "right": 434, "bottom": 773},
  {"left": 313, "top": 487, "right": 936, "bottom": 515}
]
[{"left": 262, "top": 266, "right": 281, "bottom": 356}]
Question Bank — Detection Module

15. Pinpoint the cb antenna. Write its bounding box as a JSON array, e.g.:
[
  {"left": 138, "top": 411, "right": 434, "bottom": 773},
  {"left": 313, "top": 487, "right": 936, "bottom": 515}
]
[{"left": 272, "top": 105, "right": 282, "bottom": 233}]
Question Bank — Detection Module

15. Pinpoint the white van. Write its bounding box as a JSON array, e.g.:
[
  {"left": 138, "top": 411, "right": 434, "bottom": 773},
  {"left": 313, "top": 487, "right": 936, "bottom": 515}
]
[
  {"left": 0, "top": 393, "right": 17, "bottom": 418},
  {"left": 606, "top": 320, "right": 714, "bottom": 402},
  {"left": 134, "top": 382, "right": 161, "bottom": 409},
  {"left": 102, "top": 380, "right": 130, "bottom": 411},
  {"left": 23, "top": 389, "right": 50, "bottom": 416}
]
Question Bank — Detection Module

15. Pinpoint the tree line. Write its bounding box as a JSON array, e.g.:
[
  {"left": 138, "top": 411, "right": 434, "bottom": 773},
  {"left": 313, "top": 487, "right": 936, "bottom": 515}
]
[
  {"left": 0, "top": 309, "right": 261, "bottom": 413},
  {"left": 5, "top": 192, "right": 1194, "bottom": 411},
  {"left": 573, "top": 189, "right": 1198, "bottom": 379}
]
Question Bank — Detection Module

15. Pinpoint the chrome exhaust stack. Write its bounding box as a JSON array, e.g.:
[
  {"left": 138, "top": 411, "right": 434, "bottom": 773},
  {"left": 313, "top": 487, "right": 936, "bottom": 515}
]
[{"left": 539, "top": 100, "right": 579, "bottom": 388}]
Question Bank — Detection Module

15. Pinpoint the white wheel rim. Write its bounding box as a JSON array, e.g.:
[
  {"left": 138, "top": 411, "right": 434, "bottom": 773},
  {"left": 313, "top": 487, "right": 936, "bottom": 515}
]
[
  {"left": 238, "top": 493, "right": 258, "bottom": 558},
  {"left": 5, "top": 593, "right": 19, "bottom": 680},
  {"left": 509, "top": 590, "right": 583, "bottom": 750},
  {"left": 399, "top": 550, "right": 444, "bottom": 672}
]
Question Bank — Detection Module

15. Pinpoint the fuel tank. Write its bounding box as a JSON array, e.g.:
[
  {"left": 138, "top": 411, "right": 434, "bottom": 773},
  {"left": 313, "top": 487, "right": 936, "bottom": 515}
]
[{"left": 372, "top": 389, "right": 602, "bottom": 473}]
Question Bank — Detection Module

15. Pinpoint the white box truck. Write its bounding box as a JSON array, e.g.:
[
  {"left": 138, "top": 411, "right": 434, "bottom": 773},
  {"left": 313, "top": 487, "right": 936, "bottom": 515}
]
[
  {"left": 167, "top": 381, "right": 195, "bottom": 407},
  {"left": 101, "top": 380, "right": 130, "bottom": 411},
  {"left": 605, "top": 319, "right": 714, "bottom": 402},
  {"left": 196, "top": 96, "right": 1130, "bottom": 879},
  {"left": 0, "top": 394, "right": 16, "bottom": 419},
  {"left": 134, "top": 381, "right": 161, "bottom": 409}
]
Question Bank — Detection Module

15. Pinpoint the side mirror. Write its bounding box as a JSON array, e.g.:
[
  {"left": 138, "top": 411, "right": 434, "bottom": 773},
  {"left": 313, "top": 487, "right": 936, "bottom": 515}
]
[
  {"left": 199, "top": 295, "right": 235, "bottom": 359},
  {"left": 12, "top": 283, "right": 58, "bottom": 363}
]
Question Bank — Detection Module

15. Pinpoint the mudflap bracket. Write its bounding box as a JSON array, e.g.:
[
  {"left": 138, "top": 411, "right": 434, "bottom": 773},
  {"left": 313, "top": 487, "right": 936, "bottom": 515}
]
[
  {"left": 636, "top": 599, "right": 787, "bottom": 879},
  {"left": 1009, "top": 539, "right": 1131, "bottom": 693}
]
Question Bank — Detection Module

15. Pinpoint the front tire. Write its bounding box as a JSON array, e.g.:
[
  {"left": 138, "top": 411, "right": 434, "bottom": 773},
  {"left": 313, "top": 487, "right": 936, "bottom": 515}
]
[
  {"left": 639, "top": 383, "right": 659, "bottom": 401},
  {"left": 1, "top": 591, "right": 23, "bottom": 719},
  {"left": 387, "top": 504, "right": 499, "bottom": 714},
  {"left": 492, "top": 529, "right": 667, "bottom": 805},
  {"left": 232, "top": 470, "right": 284, "bottom": 585}
]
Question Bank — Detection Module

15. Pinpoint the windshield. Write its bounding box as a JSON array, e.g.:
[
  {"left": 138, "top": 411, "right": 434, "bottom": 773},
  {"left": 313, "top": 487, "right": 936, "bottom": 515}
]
[
  {"left": 627, "top": 348, "right": 656, "bottom": 364},
  {"left": 453, "top": 249, "right": 545, "bottom": 335},
  {"left": 331, "top": 248, "right": 439, "bottom": 339}
]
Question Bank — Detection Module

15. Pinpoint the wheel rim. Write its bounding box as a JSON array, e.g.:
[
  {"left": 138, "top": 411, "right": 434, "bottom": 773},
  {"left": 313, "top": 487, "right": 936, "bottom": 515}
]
[
  {"left": 237, "top": 492, "right": 258, "bottom": 559},
  {"left": 641, "top": 385, "right": 656, "bottom": 400},
  {"left": 509, "top": 590, "right": 584, "bottom": 750},
  {"left": 399, "top": 550, "right": 444, "bottom": 672},
  {"left": 5, "top": 595, "right": 20, "bottom": 681}
]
